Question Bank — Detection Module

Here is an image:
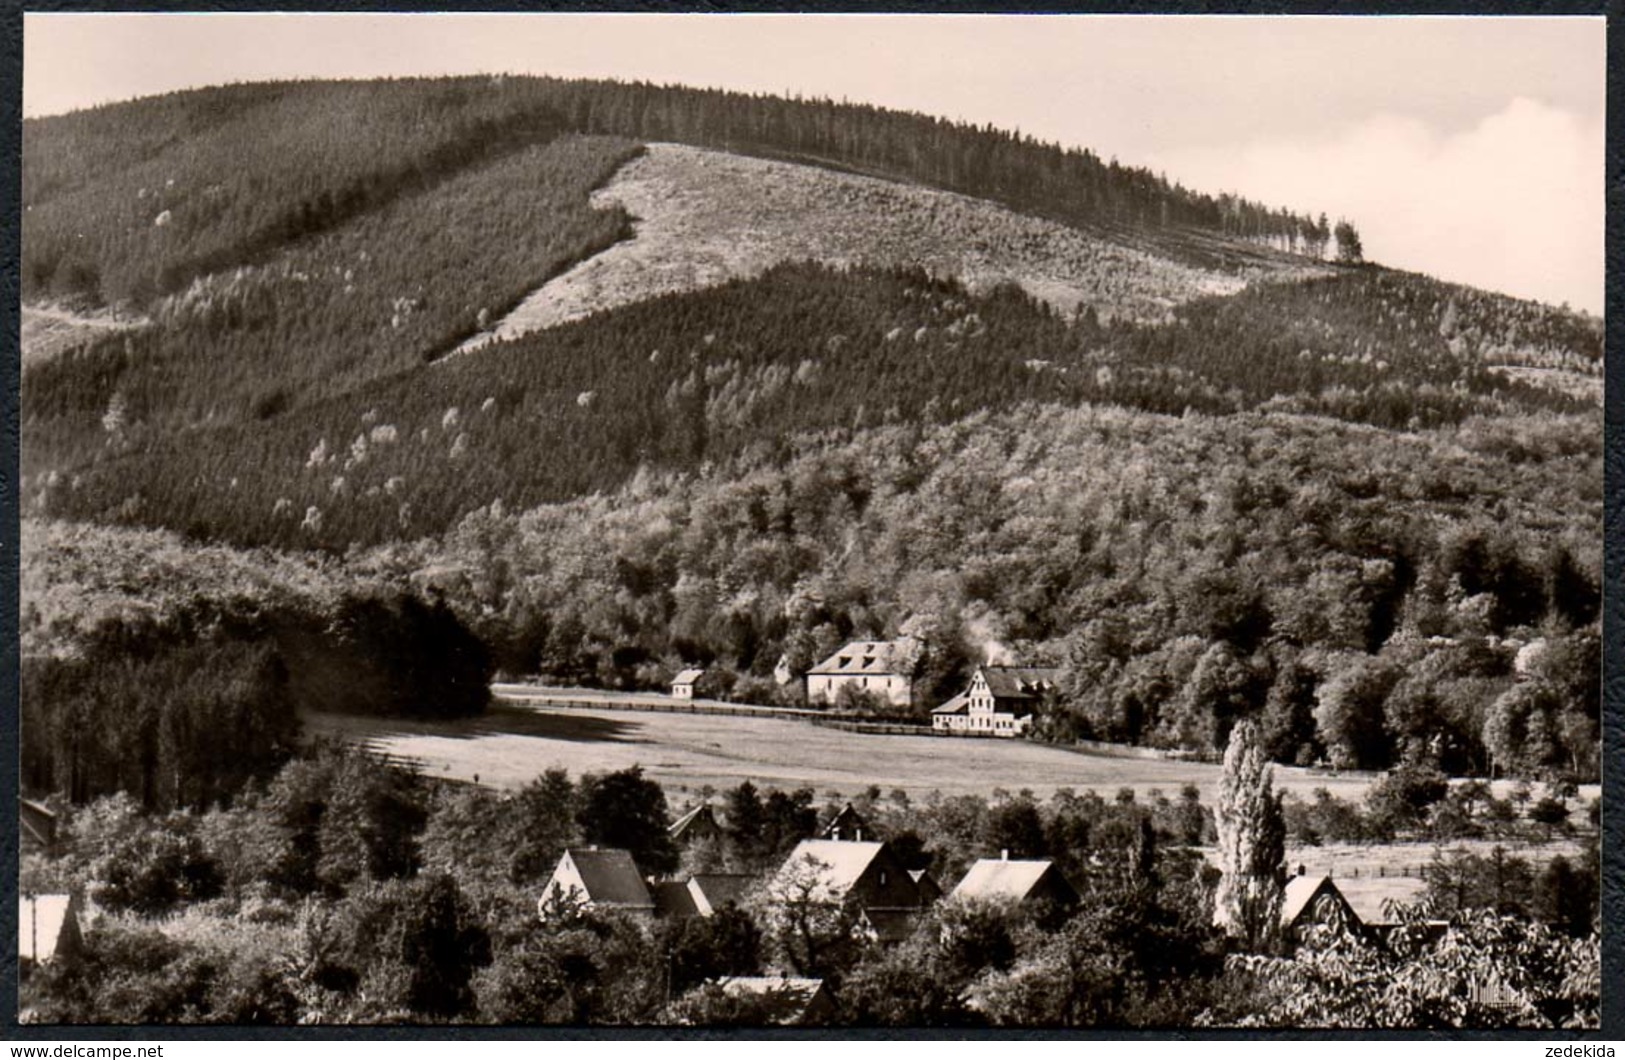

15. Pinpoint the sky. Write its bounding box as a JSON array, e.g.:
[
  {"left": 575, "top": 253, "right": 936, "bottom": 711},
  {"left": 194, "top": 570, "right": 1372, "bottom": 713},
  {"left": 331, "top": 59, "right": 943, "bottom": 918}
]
[{"left": 22, "top": 13, "right": 1606, "bottom": 313}]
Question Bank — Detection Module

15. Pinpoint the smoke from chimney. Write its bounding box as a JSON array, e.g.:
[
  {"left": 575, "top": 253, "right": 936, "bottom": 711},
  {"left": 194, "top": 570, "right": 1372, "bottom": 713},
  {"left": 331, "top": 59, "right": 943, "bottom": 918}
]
[{"left": 964, "top": 610, "right": 1016, "bottom": 667}]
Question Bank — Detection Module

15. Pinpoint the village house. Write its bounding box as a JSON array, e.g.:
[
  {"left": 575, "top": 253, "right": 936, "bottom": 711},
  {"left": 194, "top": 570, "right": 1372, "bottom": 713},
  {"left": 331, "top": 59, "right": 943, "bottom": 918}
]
[
  {"left": 950, "top": 854, "right": 1079, "bottom": 911},
  {"left": 767, "top": 838, "right": 929, "bottom": 944},
  {"left": 651, "top": 880, "right": 700, "bottom": 918},
  {"left": 821, "top": 802, "right": 870, "bottom": 842},
  {"left": 671, "top": 668, "right": 707, "bottom": 699},
  {"left": 1279, "top": 872, "right": 1364, "bottom": 945},
  {"left": 686, "top": 873, "right": 759, "bottom": 915},
  {"left": 909, "top": 869, "right": 943, "bottom": 904},
  {"left": 18, "top": 893, "right": 82, "bottom": 975},
  {"left": 669, "top": 803, "right": 723, "bottom": 846},
  {"left": 713, "top": 977, "right": 836, "bottom": 1025},
  {"left": 805, "top": 638, "right": 920, "bottom": 708},
  {"left": 654, "top": 873, "right": 761, "bottom": 919},
  {"left": 538, "top": 848, "right": 657, "bottom": 920},
  {"left": 931, "top": 665, "right": 1062, "bottom": 737},
  {"left": 1330, "top": 874, "right": 1441, "bottom": 950}
]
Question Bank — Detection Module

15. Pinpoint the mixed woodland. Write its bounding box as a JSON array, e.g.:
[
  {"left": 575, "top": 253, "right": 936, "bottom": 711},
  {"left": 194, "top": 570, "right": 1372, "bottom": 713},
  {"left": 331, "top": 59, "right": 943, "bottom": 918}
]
[{"left": 16, "top": 77, "right": 1604, "bottom": 1028}]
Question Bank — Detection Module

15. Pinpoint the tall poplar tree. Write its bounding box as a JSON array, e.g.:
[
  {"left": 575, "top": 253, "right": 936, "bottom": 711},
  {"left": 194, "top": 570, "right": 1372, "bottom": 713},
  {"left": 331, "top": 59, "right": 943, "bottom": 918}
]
[{"left": 1213, "top": 718, "right": 1286, "bottom": 951}]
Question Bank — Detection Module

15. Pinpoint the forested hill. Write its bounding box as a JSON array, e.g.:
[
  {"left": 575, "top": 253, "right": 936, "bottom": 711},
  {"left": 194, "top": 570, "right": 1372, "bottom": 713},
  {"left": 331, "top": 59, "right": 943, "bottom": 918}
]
[
  {"left": 19, "top": 77, "right": 1602, "bottom": 785},
  {"left": 23, "top": 75, "right": 1328, "bottom": 311},
  {"left": 31, "top": 261, "right": 1599, "bottom": 550},
  {"left": 22, "top": 76, "right": 1599, "bottom": 542}
]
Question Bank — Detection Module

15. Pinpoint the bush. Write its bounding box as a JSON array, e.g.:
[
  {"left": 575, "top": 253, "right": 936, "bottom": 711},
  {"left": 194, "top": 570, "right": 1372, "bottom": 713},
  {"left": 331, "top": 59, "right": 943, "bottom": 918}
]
[
  {"left": 1527, "top": 796, "right": 1570, "bottom": 831},
  {"left": 1364, "top": 764, "right": 1449, "bottom": 835}
]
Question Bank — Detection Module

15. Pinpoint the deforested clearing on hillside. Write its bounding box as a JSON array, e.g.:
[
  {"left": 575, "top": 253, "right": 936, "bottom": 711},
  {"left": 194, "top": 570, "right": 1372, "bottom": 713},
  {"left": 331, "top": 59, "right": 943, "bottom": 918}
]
[
  {"left": 457, "top": 143, "right": 1328, "bottom": 352},
  {"left": 20, "top": 303, "right": 147, "bottom": 369}
]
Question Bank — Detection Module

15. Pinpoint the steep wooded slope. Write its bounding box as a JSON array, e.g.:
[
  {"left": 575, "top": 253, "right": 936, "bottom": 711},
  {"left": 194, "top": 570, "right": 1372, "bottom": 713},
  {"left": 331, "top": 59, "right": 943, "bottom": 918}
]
[
  {"left": 24, "top": 134, "right": 640, "bottom": 474},
  {"left": 23, "top": 76, "right": 1346, "bottom": 499},
  {"left": 22, "top": 76, "right": 1326, "bottom": 312},
  {"left": 31, "top": 262, "right": 1595, "bottom": 551}
]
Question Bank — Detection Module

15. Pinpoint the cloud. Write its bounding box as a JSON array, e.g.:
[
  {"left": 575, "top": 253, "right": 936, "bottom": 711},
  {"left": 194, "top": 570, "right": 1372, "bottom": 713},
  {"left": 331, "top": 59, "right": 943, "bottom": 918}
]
[{"left": 1146, "top": 98, "right": 1603, "bottom": 313}]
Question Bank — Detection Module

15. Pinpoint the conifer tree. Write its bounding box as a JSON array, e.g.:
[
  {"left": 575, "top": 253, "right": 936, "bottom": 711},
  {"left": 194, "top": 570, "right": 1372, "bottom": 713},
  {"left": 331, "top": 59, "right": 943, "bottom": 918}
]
[{"left": 1334, "top": 220, "right": 1364, "bottom": 264}]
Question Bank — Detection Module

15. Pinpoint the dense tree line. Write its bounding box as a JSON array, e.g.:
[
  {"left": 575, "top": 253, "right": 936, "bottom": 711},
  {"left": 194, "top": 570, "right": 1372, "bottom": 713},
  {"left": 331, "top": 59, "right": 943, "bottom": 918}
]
[
  {"left": 1283, "top": 773, "right": 1598, "bottom": 849},
  {"left": 20, "top": 618, "right": 298, "bottom": 812},
  {"left": 522, "top": 77, "right": 1326, "bottom": 258},
  {"left": 20, "top": 592, "right": 491, "bottom": 811},
  {"left": 30, "top": 263, "right": 1595, "bottom": 553}
]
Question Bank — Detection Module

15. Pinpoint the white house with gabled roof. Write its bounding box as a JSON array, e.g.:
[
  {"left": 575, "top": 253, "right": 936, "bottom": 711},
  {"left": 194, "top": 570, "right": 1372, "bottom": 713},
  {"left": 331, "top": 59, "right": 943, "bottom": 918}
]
[{"left": 932, "top": 665, "right": 1060, "bottom": 736}]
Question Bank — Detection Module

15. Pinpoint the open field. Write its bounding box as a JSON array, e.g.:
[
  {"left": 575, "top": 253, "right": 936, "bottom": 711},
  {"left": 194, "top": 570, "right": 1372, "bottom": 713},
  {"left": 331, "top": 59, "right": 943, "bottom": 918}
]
[{"left": 309, "top": 698, "right": 1382, "bottom": 803}]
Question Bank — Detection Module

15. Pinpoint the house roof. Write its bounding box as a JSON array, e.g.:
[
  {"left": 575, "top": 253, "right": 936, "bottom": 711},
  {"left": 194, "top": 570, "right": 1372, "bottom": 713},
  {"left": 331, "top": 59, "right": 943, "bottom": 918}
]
[
  {"left": 18, "top": 895, "right": 74, "bottom": 963},
  {"left": 951, "top": 858, "right": 1066, "bottom": 902},
  {"left": 562, "top": 848, "right": 654, "bottom": 908},
  {"left": 673, "top": 668, "right": 705, "bottom": 685},
  {"left": 772, "top": 839, "right": 887, "bottom": 902},
  {"left": 652, "top": 880, "right": 701, "bottom": 918},
  {"left": 931, "top": 692, "right": 970, "bottom": 716},
  {"left": 909, "top": 869, "right": 942, "bottom": 901},
  {"left": 19, "top": 799, "right": 56, "bottom": 849},
  {"left": 717, "top": 977, "right": 828, "bottom": 1024},
  {"left": 978, "top": 666, "right": 1063, "bottom": 700},
  {"left": 669, "top": 803, "right": 719, "bottom": 839},
  {"left": 807, "top": 640, "right": 915, "bottom": 677},
  {"left": 1281, "top": 873, "right": 1389, "bottom": 928},
  {"left": 690, "top": 874, "right": 759, "bottom": 915},
  {"left": 822, "top": 803, "right": 869, "bottom": 837},
  {"left": 1281, "top": 874, "right": 1333, "bottom": 926}
]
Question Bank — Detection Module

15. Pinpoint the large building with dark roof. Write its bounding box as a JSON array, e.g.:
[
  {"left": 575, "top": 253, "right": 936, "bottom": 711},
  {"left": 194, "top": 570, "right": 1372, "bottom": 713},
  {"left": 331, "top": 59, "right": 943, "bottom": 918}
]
[{"left": 805, "top": 639, "right": 919, "bottom": 708}]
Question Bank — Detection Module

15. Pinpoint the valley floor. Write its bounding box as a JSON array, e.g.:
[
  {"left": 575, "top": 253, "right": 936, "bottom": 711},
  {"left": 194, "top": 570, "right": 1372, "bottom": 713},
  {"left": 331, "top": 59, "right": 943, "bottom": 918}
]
[{"left": 309, "top": 693, "right": 1381, "bottom": 803}]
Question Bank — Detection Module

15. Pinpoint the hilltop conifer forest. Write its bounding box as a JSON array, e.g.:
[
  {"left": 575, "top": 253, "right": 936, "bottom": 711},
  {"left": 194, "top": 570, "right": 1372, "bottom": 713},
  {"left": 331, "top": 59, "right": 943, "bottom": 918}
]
[{"left": 18, "top": 76, "right": 1601, "bottom": 1028}]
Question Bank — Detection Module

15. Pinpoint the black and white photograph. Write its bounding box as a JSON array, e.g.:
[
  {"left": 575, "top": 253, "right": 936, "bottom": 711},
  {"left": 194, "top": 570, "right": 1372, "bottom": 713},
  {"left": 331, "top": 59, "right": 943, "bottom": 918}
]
[{"left": 12, "top": 11, "right": 1607, "bottom": 1031}]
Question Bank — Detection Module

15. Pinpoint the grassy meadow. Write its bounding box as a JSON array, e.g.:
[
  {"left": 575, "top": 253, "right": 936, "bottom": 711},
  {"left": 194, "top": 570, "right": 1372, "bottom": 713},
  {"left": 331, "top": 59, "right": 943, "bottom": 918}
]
[{"left": 308, "top": 698, "right": 1381, "bottom": 802}]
